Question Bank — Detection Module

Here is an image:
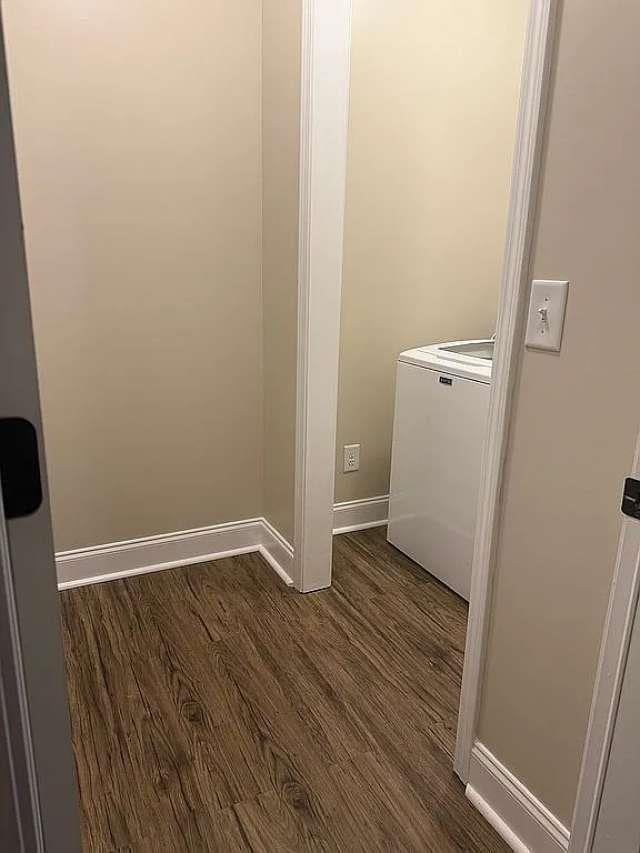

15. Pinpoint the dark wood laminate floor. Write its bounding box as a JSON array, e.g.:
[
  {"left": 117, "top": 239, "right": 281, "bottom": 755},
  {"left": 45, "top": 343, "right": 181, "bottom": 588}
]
[{"left": 61, "top": 527, "right": 509, "bottom": 852}]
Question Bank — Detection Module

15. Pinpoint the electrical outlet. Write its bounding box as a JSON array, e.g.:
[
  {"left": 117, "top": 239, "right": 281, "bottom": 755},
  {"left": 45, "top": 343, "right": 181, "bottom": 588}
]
[{"left": 343, "top": 444, "right": 360, "bottom": 473}]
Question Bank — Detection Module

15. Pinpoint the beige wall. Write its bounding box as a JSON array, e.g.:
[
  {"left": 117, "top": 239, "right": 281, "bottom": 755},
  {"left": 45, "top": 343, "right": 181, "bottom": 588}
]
[
  {"left": 335, "top": 0, "right": 528, "bottom": 503},
  {"left": 261, "top": 0, "right": 301, "bottom": 545},
  {"left": 4, "top": 1, "right": 263, "bottom": 551},
  {"left": 479, "top": 0, "right": 640, "bottom": 826}
]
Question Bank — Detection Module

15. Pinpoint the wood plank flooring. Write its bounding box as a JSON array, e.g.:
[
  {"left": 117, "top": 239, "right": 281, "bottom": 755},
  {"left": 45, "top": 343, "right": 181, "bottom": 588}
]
[{"left": 61, "top": 527, "right": 508, "bottom": 852}]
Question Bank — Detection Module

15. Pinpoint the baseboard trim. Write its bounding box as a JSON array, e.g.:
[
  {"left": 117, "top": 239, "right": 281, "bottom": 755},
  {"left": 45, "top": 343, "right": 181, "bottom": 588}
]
[
  {"left": 466, "top": 785, "right": 529, "bottom": 853},
  {"left": 260, "top": 519, "right": 294, "bottom": 586},
  {"left": 333, "top": 495, "right": 389, "bottom": 535},
  {"left": 466, "top": 742, "right": 570, "bottom": 853},
  {"left": 56, "top": 518, "right": 293, "bottom": 590}
]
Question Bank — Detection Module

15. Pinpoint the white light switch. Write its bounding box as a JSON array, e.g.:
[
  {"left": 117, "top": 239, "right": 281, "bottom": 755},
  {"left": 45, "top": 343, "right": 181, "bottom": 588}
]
[{"left": 525, "top": 280, "right": 569, "bottom": 352}]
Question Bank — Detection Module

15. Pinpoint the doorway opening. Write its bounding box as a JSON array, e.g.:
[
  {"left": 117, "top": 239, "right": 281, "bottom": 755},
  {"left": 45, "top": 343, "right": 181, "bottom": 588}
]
[
  {"left": 0, "top": 0, "right": 570, "bottom": 849},
  {"left": 294, "top": 0, "right": 558, "bottom": 800}
]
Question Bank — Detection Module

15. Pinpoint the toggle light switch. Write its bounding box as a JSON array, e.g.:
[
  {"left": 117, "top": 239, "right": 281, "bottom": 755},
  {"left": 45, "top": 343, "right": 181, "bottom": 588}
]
[{"left": 525, "top": 280, "right": 569, "bottom": 352}]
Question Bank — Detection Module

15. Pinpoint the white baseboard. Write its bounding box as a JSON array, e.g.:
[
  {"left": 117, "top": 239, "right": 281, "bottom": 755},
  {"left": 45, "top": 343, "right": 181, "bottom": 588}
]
[
  {"left": 333, "top": 494, "right": 389, "bottom": 535},
  {"left": 57, "top": 494, "right": 385, "bottom": 592},
  {"left": 466, "top": 742, "right": 570, "bottom": 853},
  {"left": 56, "top": 518, "right": 293, "bottom": 590},
  {"left": 260, "top": 518, "right": 294, "bottom": 586}
]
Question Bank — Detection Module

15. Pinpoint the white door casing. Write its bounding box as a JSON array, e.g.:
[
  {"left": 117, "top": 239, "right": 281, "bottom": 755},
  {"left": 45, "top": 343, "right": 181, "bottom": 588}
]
[
  {"left": 0, "top": 10, "right": 81, "bottom": 850},
  {"left": 570, "top": 436, "right": 640, "bottom": 852}
]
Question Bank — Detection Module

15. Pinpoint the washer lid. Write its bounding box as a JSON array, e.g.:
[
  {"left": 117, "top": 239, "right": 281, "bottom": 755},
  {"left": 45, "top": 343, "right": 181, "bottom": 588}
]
[{"left": 398, "top": 339, "right": 492, "bottom": 383}]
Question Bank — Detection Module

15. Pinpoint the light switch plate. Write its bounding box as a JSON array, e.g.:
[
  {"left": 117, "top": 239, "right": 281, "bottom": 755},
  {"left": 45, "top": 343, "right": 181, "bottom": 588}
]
[
  {"left": 525, "top": 280, "right": 569, "bottom": 352},
  {"left": 343, "top": 444, "right": 360, "bottom": 473}
]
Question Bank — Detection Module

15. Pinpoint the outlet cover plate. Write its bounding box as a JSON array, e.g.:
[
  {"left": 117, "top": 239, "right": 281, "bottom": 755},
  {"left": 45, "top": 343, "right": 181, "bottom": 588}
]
[{"left": 525, "top": 279, "right": 569, "bottom": 352}]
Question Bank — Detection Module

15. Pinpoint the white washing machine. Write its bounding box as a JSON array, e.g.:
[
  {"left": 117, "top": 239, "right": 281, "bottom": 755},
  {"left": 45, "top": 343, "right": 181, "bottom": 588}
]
[{"left": 387, "top": 339, "right": 493, "bottom": 601}]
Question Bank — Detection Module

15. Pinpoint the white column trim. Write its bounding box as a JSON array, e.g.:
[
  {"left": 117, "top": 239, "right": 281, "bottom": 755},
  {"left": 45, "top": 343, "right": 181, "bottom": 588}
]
[{"left": 293, "top": 0, "right": 353, "bottom": 591}]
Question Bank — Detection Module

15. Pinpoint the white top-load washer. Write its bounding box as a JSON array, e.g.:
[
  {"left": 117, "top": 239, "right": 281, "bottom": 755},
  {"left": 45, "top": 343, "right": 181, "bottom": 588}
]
[{"left": 387, "top": 339, "right": 493, "bottom": 600}]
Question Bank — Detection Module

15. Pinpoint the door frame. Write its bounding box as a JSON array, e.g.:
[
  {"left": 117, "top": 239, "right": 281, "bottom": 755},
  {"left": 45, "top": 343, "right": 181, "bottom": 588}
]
[
  {"left": 0, "top": 487, "right": 42, "bottom": 851},
  {"left": 568, "top": 437, "right": 640, "bottom": 851},
  {"left": 292, "top": 0, "right": 560, "bottom": 780},
  {"left": 0, "top": 12, "right": 81, "bottom": 849}
]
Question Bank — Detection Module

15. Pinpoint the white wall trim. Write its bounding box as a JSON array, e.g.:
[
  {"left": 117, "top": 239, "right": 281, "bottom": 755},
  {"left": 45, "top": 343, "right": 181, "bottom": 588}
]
[
  {"left": 260, "top": 518, "right": 295, "bottom": 586},
  {"left": 467, "top": 742, "right": 570, "bottom": 853},
  {"left": 293, "top": 0, "right": 353, "bottom": 592},
  {"left": 333, "top": 495, "right": 389, "bottom": 535},
  {"left": 454, "top": 0, "right": 560, "bottom": 781},
  {"left": 56, "top": 518, "right": 293, "bottom": 591},
  {"left": 568, "top": 441, "right": 640, "bottom": 852},
  {"left": 466, "top": 787, "right": 529, "bottom": 853}
]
